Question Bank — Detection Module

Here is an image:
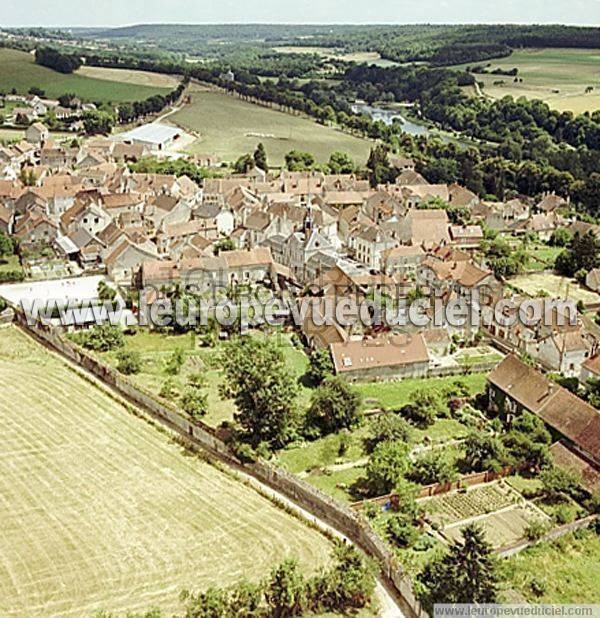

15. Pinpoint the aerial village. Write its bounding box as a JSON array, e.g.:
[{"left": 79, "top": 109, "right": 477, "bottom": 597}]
[{"left": 0, "top": 107, "right": 599, "bottom": 613}]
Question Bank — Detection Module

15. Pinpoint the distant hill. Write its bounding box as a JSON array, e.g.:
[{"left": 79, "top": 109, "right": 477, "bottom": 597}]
[{"left": 68, "top": 23, "right": 600, "bottom": 65}]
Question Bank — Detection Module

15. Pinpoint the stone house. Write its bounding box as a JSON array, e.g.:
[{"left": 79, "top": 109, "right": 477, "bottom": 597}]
[{"left": 330, "top": 333, "right": 430, "bottom": 382}]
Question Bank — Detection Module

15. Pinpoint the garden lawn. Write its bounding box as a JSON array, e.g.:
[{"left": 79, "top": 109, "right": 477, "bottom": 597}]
[
  {"left": 354, "top": 373, "right": 487, "bottom": 411},
  {"left": 97, "top": 328, "right": 312, "bottom": 428},
  {"left": 504, "top": 528, "right": 600, "bottom": 603}
]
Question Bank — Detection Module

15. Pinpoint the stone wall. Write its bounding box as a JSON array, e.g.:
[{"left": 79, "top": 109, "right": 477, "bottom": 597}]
[{"left": 11, "top": 311, "right": 426, "bottom": 618}]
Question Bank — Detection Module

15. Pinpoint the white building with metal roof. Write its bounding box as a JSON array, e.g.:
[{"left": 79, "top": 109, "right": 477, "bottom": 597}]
[{"left": 118, "top": 123, "right": 182, "bottom": 151}]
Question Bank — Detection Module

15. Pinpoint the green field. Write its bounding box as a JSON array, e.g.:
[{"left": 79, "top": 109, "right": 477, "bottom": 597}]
[
  {"left": 97, "top": 329, "right": 311, "bottom": 428},
  {"left": 354, "top": 373, "right": 487, "bottom": 412},
  {"left": 272, "top": 46, "right": 399, "bottom": 68},
  {"left": 504, "top": 528, "right": 600, "bottom": 603},
  {"left": 0, "top": 48, "right": 172, "bottom": 103},
  {"left": 457, "top": 48, "right": 600, "bottom": 113},
  {"left": 171, "top": 84, "right": 373, "bottom": 165},
  {"left": 0, "top": 326, "right": 331, "bottom": 616}
]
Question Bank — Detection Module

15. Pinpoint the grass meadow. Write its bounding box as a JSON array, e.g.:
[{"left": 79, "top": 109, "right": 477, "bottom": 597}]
[
  {"left": 0, "top": 48, "right": 172, "bottom": 103},
  {"left": 0, "top": 326, "right": 331, "bottom": 616},
  {"left": 504, "top": 528, "right": 600, "bottom": 603},
  {"left": 170, "top": 84, "right": 373, "bottom": 165},
  {"left": 457, "top": 48, "right": 600, "bottom": 113}
]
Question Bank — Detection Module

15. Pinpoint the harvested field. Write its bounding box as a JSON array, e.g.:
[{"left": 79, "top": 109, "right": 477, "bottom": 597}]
[
  {"left": 77, "top": 66, "right": 181, "bottom": 88},
  {"left": 0, "top": 326, "right": 331, "bottom": 616}
]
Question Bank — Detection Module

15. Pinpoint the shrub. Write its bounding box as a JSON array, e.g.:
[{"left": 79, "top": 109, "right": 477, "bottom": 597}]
[
  {"left": 74, "top": 324, "right": 124, "bottom": 352},
  {"left": 540, "top": 467, "right": 581, "bottom": 503},
  {"left": 524, "top": 520, "right": 549, "bottom": 541},
  {"left": 529, "top": 577, "right": 547, "bottom": 598},
  {"left": 386, "top": 513, "right": 419, "bottom": 548},
  {"left": 181, "top": 386, "right": 208, "bottom": 419},
  {"left": 116, "top": 349, "right": 142, "bottom": 375},
  {"left": 165, "top": 348, "right": 185, "bottom": 375},
  {"left": 366, "top": 412, "right": 413, "bottom": 451},
  {"left": 305, "top": 376, "right": 362, "bottom": 437},
  {"left": 409, "top": 450, "right": 457, "bottom": 485}
]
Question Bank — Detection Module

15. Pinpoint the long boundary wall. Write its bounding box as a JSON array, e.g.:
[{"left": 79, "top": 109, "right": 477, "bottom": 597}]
[{"left": 11, "top": 311, "right": 426, "bottom": 618}]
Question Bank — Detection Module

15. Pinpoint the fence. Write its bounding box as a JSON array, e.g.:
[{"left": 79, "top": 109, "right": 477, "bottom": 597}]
[
  {"left": 11, "top": 310, "right": 426, "bottom": 618},
  {"left": 353, "top": 466, "right": 520, "bottom": 510}
]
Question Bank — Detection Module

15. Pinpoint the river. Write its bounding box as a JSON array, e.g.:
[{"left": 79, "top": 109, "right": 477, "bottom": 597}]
[{"left": 351, "top": 102, "right": 430, "bottom": 136}]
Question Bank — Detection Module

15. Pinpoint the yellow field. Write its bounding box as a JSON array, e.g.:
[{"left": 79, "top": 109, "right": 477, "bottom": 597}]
[
  {"left": 0, "top": 326, "right": 331, "bottom": 616},
  {"left": 272, "top": 46, "right": 399, "bottom": 67},
  {"left": 458, "top": 48, "right": 600, "bottom": 113},
  {"left": 77, "top": 65, "right": 181, "bottom": 88}
]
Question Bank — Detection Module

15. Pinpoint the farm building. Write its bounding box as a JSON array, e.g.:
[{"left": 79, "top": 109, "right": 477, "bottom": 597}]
[
  {"left": 487, "top": 354, "right": 600, "bottom": 493},
  {"left": 118, "top": 123, "right": 181, "bottom": 151}
]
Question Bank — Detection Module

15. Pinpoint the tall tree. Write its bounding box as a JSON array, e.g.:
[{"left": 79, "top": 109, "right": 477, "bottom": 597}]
[
  {"left": 365, "top": 439, "right": 411, "bottom": 496},
  {"left": 305, "top": 376, "right": 362, "bottom": 437},
  {"left": 220, "top": 337, "right": 298, "bottom": 448},
  {"left": 418, "top": 523, "right": 500, "bottom": 612},
  {"left": 253, "top": 142, "right": 268, "bottom": 171}
]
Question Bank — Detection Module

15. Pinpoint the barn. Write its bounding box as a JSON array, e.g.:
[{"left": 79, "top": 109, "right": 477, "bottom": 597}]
[{"left": 118, "top": 123, "right": 181, "bottom": 151}]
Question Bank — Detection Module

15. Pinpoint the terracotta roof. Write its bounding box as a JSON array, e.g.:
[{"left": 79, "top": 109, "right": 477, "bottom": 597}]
[
  {"left": 550, "top": 441, "right": 600, "bottom": 494},
  {"left": 489, "top": 355, "right": 600, "bottom": 459},
  {"left": 221, "top": 247, "right": 273, "bottom": 268},
  {"left": 422, "top": 258, "right": 492, "bottom": 288},
  {"left": 537, "top": 194, "right": 567, "bottom": 212},
  {"left": 331, "top": 333, "right": 429, "bottom": 373},
  {"left": 488, "top": 354, "right": 558, "bottom": 413},
  {"left": 102, "top": 192, "right": 143, "bottom": 209},
  {"left": 395, "top": 170, "right": 427, "bottom": 186},
  {"left": 582, "top": 355, "right": 600, "bottom": 377}
]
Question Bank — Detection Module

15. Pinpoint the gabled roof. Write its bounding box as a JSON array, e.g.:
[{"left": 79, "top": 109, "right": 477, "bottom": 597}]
[
  {"left": 331, "top": 333, "right": 429, "bottom": 373},
  {"left": 489, "top": 355, "right": 600, "bottom": 460},
  {"left": 582, "top": 355, "right": 600, "bottom": 377}
]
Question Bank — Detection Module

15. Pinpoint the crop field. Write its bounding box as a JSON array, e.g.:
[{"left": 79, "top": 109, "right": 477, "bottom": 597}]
[
  {"left": 0, "top": 326, "right": 331, "bottom": 616},
  {"left": 508, "top": 272, "right": 600, "bottom": 305},
  {"left": 443, "top": 505, "right": 547, "bottom": 549},
  {"left": 0, "top": 48, "right": 172, "bottom": 103},
  {"left": 424, "top": 482, "right": 549, "bottom": 549},
  {"left": 504, "top": 528, "right": 600, "bottom": 603},
  {"left": 170, "top": 84, "right": 373, "bottom": 165},
  {"left": 77, "top": 66, "right": 181, "bottom": 88},
  {"left": 425, "top": 483, "right": 517, "bottom": 527},
  {"left": 457, "top": 48, "right": 600, "bottom": 113},
  {"left": 272, "top": 46, "right": 399, "bottom": 67}
]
